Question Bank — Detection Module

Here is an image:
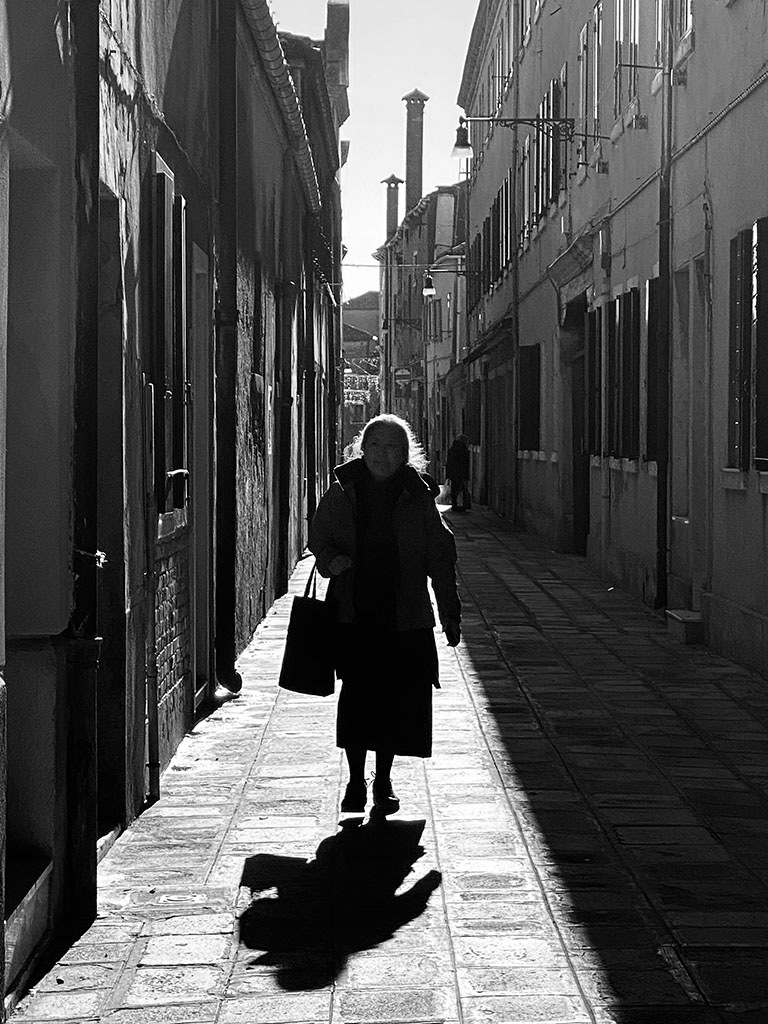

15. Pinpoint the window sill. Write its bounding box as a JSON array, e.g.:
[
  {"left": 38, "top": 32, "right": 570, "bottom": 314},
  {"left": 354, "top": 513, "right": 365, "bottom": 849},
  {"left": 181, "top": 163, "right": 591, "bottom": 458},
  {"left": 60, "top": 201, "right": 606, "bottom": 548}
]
[
  {"left": 518, "top": 450, "right": 546, "bottom": 461},
  {"left": 158, "top": 507, "right": 188, "bottom": 540},
  {"left": 721, "top": 468, "right": 747, "bottom": 491},
  {"left": 675, "top": 29, "right": 695, "bottom": 67},
  {"left": 609, "top": 457, "right": 639, "bottom": 473}
]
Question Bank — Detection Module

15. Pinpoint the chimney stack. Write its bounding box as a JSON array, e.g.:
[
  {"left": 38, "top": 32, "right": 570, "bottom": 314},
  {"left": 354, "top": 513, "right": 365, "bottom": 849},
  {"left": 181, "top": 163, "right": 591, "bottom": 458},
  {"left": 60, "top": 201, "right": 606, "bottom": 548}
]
[
  {"left": 402, "top": 88, "right": 429, "bottom": 214},
  {"left": 382, "top": 174, "right": 404, "bottom": 240}
]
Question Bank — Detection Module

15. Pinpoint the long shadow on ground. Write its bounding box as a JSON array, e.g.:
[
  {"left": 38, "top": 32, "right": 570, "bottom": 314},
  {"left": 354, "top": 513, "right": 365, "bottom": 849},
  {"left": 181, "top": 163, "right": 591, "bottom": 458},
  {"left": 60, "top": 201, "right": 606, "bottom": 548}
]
[
  {"left": 448, "top": 510, "right": 768, "bottom": 1024},
  {"left": 238, "top": 817, "right": 442, "bottom": 990}
]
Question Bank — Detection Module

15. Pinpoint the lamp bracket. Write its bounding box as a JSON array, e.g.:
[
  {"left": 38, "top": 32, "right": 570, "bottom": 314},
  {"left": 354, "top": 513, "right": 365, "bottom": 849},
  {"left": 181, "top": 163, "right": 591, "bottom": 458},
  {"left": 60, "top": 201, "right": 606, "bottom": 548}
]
[{"left": 461, "top": 114, "right": 576, "bottom": 142}]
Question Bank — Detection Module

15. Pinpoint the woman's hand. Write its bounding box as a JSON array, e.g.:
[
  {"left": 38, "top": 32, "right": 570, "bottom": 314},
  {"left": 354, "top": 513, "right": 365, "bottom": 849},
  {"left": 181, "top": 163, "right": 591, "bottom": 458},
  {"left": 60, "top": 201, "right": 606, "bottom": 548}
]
[
  {"left": 443, "top": 618, "right": 461, "bottom": 647},
  {"left": 328, "top": 554, "right": 353, "bottom": 576}
]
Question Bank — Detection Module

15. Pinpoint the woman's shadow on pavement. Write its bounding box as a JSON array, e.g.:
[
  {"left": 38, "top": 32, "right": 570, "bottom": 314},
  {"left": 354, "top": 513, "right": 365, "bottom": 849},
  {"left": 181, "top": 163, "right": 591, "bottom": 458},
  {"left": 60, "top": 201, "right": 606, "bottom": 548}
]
[{"left": 237, "top": 816, "right": 442, "bottom": 990}]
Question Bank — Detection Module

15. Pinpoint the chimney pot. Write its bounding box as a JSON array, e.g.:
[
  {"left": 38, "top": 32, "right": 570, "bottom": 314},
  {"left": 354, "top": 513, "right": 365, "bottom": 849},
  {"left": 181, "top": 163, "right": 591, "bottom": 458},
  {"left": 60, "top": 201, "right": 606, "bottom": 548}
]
[{"left": 382, "top": 174, "right": 403, "bottom": 240}]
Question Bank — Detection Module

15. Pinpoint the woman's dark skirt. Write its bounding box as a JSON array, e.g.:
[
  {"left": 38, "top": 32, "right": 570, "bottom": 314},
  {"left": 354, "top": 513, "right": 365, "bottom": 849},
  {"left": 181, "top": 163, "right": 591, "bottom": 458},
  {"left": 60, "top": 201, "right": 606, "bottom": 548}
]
[{"left": 334, "top": 625, "right": 438, "bottom": 757}]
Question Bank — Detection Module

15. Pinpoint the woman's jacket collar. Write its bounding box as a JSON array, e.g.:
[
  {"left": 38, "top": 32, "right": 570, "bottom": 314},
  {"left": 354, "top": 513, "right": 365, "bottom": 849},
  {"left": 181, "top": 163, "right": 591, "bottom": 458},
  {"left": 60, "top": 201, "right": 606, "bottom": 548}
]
[{"left": 333, "top": 458, "right": 434, "bottom": 497}]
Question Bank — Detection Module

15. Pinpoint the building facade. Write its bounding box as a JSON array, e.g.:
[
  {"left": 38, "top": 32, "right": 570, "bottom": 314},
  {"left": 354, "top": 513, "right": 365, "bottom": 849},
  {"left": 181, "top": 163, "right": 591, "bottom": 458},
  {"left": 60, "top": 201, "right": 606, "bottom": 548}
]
[
  {"left": 0, "top": 0, "right": 347, "bottom": 1007},
  {"left": 459, "top": 0, "right": 768, "bottom": 673}
]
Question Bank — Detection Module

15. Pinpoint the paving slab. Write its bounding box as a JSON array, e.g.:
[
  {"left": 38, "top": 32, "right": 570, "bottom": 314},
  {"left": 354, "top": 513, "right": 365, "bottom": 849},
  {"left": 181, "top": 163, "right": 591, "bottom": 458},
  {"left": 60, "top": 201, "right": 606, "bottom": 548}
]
[{"left": 10, "top": 508, "right": 768, "bottom": 1023}]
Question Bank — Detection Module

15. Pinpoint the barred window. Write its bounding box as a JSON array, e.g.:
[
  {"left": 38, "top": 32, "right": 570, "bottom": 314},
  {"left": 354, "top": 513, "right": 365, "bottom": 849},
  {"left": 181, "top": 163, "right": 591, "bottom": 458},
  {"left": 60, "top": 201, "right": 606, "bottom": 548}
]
[
  {"left": 728, "top": 219, "right": 768, "bottom": 469},
  {"left": 518, "top": 344, "right": 541, "bottom": 450}
]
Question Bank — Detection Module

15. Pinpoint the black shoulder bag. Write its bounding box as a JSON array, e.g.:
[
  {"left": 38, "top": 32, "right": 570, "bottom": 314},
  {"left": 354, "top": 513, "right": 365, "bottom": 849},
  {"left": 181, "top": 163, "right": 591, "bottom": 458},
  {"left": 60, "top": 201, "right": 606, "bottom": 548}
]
[{"left": 278, "top": 563, "right": 336, "bottom": 697}]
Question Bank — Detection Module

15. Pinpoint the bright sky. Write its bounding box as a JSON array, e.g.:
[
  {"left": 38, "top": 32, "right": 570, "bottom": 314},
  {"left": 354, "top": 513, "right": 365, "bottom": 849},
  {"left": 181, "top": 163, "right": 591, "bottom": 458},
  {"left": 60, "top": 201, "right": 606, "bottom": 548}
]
[{"left": 267, "top": 0, "right": 479, "bottom": 301}]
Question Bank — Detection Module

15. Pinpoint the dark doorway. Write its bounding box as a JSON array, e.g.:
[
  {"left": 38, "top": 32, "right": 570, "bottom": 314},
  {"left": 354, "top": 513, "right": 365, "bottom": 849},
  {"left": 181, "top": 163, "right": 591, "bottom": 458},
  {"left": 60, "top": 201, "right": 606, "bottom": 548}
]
[{"left": 572, "top": 350, "right": 590, "bottom": 556}]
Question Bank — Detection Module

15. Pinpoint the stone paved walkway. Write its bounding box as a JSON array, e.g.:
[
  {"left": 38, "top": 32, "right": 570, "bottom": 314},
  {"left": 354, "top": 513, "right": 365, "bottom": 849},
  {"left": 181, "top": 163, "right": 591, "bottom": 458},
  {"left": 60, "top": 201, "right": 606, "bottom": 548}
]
[{"left": 10, "top": 507, "right": 768, "bottom": 1023}]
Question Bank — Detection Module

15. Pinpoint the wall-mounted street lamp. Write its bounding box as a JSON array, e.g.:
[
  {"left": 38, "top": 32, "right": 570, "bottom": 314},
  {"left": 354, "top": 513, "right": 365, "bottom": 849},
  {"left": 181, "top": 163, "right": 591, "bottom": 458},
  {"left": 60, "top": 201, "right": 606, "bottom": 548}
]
[
  {"left": 452, "top": 114, "right": 576, "bottom": 159},
  {"left": 452, "top": 112, "right": 616, "bottom": 159}
]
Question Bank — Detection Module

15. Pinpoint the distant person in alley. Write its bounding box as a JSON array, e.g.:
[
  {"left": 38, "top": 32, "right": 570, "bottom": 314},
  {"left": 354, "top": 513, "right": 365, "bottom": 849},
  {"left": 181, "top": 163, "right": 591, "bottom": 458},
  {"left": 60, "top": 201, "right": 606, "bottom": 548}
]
[
  {"left": 309, "top": 413, "right": 461, "bottom": 817},
  {"left": 446, "top": 434, "right": 472, "bottom": 512}
]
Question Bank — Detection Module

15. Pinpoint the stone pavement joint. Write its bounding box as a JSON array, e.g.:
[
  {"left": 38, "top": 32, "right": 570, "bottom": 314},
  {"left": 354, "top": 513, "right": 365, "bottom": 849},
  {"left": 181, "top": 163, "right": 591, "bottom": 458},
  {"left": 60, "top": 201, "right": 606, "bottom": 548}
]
[{"left": 9, "top": 509, "right": 768, "bottom": 1024}]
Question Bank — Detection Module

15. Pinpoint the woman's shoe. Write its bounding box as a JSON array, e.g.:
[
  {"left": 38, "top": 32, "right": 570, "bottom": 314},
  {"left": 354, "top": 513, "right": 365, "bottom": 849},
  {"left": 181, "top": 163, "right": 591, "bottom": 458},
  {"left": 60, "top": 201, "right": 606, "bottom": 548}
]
[
  {"left": 341, "top": 779, "right": 367, "bottom": 813},
  {"left": 372, "top": 777, "right": 400, "bottom": 815}
]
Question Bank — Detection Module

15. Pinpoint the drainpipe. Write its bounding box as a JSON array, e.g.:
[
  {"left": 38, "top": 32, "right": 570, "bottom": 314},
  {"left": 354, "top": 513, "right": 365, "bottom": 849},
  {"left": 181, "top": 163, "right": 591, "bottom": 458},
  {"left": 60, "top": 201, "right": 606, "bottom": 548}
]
[
  {"left": 68, "top": 0, "right": 101, "bottom": 931},
  {"left": 655, "top": 6, "right": 674, "bottom": 610},
  {"left": 214, "top": 0, "right": 241, "bottom": 692}
]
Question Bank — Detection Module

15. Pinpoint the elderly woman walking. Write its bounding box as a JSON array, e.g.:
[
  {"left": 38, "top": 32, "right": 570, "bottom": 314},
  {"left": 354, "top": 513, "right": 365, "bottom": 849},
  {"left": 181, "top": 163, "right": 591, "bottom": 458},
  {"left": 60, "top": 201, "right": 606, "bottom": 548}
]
[{"left": 309, "top": 414, "right": 461, "bottom": 816}]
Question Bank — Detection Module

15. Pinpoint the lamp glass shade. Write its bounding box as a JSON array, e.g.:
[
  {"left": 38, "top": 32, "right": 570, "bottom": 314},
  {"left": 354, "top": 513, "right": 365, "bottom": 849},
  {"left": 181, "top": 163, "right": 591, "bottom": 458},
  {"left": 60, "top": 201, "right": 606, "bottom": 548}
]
[
  {"left": 422, "top": 274, "right": 436, "bottom": 298},
  {"left": 451, "top": 124, "right": 474, "bottom": 160}
]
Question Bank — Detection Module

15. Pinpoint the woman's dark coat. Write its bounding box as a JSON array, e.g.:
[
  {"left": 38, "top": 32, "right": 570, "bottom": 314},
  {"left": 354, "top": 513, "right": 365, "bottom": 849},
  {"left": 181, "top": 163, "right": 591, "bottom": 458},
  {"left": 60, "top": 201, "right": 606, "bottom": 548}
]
[{"left": 308, "top": 459, "right": 460, "bottom": 631}]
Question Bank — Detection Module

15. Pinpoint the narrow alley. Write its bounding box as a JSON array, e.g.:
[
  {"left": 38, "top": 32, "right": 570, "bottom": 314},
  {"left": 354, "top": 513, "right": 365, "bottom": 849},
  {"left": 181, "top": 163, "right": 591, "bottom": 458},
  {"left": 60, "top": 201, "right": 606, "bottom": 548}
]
[{"left": 11, "top": 508, "right": 768, "bottom": 1024}]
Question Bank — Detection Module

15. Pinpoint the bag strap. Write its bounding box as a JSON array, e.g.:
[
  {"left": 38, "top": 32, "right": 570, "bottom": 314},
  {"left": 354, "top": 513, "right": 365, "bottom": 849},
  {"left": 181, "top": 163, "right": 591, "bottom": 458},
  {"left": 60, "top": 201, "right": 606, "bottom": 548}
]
[{"left": 303, "top": 562, "right": 318, "bottom": 598}]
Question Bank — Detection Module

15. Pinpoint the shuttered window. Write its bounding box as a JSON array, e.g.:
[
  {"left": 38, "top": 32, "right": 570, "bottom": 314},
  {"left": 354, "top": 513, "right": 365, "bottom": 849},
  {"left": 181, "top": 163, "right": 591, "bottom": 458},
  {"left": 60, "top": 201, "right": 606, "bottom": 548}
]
[
  {"left": 646, "top": 276, "right": 660, "bottom": 461},
  {"left": 518, "top": 344, "right": 541, "bottom": 451},
  {"left": 153, "top": 154, "right": 190, "bottom": 512},
  {"left": 728, "top": 218, "right": 768, "bottom": 469},
  {"left": 587, "top": 307, "right": 602, "bottom": 455}
]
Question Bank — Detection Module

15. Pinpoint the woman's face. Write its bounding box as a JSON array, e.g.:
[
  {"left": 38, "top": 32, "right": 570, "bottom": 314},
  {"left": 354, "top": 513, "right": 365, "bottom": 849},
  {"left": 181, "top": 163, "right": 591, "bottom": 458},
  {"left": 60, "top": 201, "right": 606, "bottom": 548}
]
[{"left": 363, "top": 424, "right": 408, "bottom": 481}]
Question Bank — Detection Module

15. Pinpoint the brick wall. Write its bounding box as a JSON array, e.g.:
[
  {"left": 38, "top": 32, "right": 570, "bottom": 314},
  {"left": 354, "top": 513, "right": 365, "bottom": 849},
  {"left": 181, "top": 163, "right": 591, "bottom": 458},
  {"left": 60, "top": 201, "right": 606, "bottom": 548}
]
[{"left": 155, "top": 528, "right": 192, "bottom": 770}]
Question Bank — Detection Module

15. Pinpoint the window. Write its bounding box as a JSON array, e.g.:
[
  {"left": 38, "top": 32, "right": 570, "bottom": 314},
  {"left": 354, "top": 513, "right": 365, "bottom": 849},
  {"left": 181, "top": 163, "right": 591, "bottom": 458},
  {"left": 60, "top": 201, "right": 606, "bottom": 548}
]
[
  {"left": 519, "top": 135, "right": 531, "bottom": 244},
  {"left": 467, "top": 378, "right": 482, "bottom": 444},
  {"left": 153, "top": 154, "right": 189, "bottom": 513},
  {"left": 578, "top": 23, "right": 590, "bottom": 164},
  {"left": 606, "top": 288, "right": 640, "bottom": 457},
  {"left": 593, "top": 2, "right": 603, "bottom": 140},
  {"left": 627, "top": 0, "right": 639, "bottom": 99},
  {"left": 646, "top": 276, "right": 660, "bottom": 461},
  {"left": 754, "top": 223, "right": 768, "bottom": 466},
  {"left": 613, "top": 0, "right": 624, "bottom": 118},
  {"left": 518, "top": 344, "right": 541, "bottom": 450},
  {"left": 556, "top": 63, "right": 569, "bottom": 191},
  {"left": 506, "top": 167, "right": 515, "bottom": 265},
  {"left": 654, "top": 0, "right": 665, "bottom": 68},
  {"left": 728, "top": 218, "right": 768, "bottom": 469},
  {"left": 620, "top": 288, "right": 641, "bottom": 458},
  {"left": 675, "top": 0, "right": 692, "bottom": 40},
  {"left": 587, "top": 307, "right": 602, "bottom": 454},
  {"left": 519, "top": 0, "right": 531, "bottom": 44},
  {"left": 728, "top": 229, "right": 752, "bottom": 469}
]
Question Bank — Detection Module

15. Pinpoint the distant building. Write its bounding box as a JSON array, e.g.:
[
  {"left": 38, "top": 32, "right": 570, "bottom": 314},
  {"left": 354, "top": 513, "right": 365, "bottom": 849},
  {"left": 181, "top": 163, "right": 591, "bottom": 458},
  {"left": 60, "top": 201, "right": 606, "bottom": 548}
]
[
  {"left": 374, "top": 90, "right": 467, "bottom": 475},
  {"left": 342, "top": 294, "right": 380, "bottom": 446},
  {"left": 343, "top": 290, "right": 379, "bottom": 338}
]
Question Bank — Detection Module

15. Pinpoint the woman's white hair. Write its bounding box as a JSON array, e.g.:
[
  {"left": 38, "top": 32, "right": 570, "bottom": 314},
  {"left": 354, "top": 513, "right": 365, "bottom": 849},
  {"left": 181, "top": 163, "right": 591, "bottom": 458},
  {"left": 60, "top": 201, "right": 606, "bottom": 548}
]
[{"left": 344, "top": 414, "right": 427, "bottom": 473}]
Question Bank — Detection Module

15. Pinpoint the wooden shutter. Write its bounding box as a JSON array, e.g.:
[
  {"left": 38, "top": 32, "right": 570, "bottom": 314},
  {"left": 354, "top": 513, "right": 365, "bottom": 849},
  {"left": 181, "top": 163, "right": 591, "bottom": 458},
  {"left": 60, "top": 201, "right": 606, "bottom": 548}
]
[
  {"left": 587, "top": 307, "right": 602, "bottom": 455},
  {"left": 518, "top": 345, "right": 541, "bottom": 450},
  {"left": 154, "top": 155, "right": 175, "bottom": 512},
  {"left": 753, "top": 218, "right": 768, "bottom": 466},
  {"left": 646, "top": 277, "right": 660, "bottom": 461},
  {"left": 173, "top": 193, "right": 189, "bottom": 508},
  {"left": 728, "top": 229, "right": 752, "bottom": 468}
]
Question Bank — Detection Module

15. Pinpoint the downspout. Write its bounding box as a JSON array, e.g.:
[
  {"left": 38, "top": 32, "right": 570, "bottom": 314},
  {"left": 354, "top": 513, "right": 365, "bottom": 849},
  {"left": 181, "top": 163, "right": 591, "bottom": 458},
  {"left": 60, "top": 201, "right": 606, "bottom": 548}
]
[
  {"left": 655, "top": 6, "right": 674, "bottom": 609},
  {"left": 214, "top": 0, "right": 241, "bottom": 692},
  {"left": 68, "top": 0, "right": 101, "bottom": 930}
]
